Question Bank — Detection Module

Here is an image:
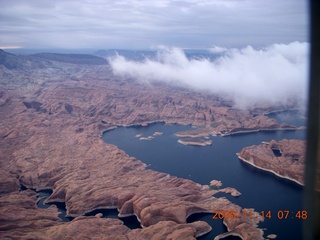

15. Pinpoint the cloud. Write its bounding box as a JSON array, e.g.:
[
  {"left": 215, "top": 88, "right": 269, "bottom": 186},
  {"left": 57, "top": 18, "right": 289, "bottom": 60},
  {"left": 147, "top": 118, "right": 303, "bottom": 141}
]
[
  {"left": 210, "top": 46, "right": 228, "bottom": 53},
  {"left": 0, "top": 0, "right": 308, "bottom": 49},
  {"left": 109, "top": 42, "right": 309, "bottom": 109}
]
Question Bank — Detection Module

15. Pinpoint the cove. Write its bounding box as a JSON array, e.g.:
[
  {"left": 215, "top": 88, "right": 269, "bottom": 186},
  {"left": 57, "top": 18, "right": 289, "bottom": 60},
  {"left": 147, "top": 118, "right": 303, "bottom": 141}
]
[
  {"left": 102, "top": 122, "right": 305, "bottom": 240},
  {"left": 36, "top": 189, "right": 73, "bottom": 222},
  {"left": 34, "top": 189, "right": 141, "bottom": 229},
  {"left": 18, "top": 186, "right": 73, "bottom": 222}
]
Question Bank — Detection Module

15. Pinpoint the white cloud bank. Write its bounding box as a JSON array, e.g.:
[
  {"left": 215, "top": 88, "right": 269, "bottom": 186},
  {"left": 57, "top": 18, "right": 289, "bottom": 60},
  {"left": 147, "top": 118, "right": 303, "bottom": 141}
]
[{"left": 109, "top": 42, "right": 309, "bottom": 109}]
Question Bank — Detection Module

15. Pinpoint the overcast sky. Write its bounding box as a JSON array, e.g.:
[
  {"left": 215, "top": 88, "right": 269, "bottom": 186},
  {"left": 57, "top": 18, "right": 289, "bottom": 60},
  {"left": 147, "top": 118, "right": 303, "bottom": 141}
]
[{"left": 0, "top": 0, "right": 308, "bottom": 50}]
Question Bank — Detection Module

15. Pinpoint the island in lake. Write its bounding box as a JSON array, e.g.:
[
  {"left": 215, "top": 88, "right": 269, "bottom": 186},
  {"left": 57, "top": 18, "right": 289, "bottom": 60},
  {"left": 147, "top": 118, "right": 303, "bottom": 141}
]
[
  {"left": 0, "top": 49, "right": 303, "bottom": 240},
  {"left": 178, "top": 137, "right": 213, "bottom": 146}
]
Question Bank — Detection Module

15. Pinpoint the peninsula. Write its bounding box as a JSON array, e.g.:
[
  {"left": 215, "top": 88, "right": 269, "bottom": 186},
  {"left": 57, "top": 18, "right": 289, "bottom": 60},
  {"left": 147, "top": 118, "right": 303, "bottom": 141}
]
[{"left": 237, "top": 139, "right": 305, "bottom": 185}]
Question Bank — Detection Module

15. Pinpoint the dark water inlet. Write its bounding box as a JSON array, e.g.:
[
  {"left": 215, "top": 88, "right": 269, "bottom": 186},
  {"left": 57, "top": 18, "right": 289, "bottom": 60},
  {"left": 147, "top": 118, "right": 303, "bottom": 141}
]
[
  {"left": 36, "top": 190, "right": 141, "bottom": 229},
  {"left": 18, "top": 186, "right": 73, "bottom": 222},
  {"left": 35, "top": 189, "right": 73, "bottom": 222},
  {"left": 85, "top": 208, "right": 141, "bottom": 229},
  {"left": 271, "top": 148, "right": 282, "bottom": 157}
]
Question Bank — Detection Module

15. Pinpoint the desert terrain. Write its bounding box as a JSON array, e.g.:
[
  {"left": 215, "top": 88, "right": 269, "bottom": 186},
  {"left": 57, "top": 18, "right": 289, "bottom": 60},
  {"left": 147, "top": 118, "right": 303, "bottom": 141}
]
[{"left": 0, "top": 50, "right": 302, "bottom": 239}]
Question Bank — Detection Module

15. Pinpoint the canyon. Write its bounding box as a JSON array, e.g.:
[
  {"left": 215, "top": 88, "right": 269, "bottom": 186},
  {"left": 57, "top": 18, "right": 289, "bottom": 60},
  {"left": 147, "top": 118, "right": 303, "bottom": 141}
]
[{"left": 0, "top": 49, "right": 301, "bottom": 239}]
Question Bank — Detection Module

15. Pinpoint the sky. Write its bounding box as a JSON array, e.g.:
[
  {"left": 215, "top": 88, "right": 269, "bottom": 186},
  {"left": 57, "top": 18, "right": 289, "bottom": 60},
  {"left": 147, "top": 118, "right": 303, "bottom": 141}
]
[{"left": 0, "top": 0, "right": 309, "bottom": 50}]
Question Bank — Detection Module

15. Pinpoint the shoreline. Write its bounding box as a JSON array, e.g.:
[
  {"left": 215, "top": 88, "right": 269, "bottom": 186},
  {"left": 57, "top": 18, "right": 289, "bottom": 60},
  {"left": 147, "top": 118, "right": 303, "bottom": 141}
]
[
  {"left": 100, "top": 120, "right": 188, "bottom": 137},
  {"left": 221, "top": 126, "right": 303, "bottom": 137},
  {"left": 237, "top": 155, "right": 304, "bottom": 186},
  {"left": 101, "top": 121, "right": 304, "bottom": 141},
  {"left": 262, "top": 108, "right": 304, "bottom": 116}
]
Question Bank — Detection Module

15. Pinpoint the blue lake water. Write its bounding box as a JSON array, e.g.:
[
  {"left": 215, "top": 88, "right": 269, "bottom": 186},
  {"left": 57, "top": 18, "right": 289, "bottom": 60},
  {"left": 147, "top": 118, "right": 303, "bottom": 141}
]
[{"left": 102, "top": 121, "right": 306, "bottom": 240}]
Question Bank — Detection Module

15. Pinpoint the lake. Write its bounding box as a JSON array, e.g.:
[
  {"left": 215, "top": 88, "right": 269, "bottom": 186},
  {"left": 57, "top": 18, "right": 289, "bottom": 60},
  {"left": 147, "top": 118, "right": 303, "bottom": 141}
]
[{"left": 102, "top": 119, "right": 306, "bottom": 240}]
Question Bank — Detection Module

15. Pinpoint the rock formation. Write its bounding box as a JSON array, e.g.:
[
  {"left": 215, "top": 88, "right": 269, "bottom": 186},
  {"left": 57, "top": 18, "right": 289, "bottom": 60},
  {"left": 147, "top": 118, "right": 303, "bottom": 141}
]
[
  {"left": 237, "top": 139, "right": 305, "bottom": 185},
  {"left": 0, "top": 50, "right": 301, "bottom": 239}
]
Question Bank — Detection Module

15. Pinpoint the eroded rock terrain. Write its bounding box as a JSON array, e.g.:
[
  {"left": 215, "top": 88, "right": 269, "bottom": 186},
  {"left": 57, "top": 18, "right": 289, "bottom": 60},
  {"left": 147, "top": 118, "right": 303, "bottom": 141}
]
[
  {"left": 0, "top": 50, "right": 299, "bottom": 239},
  {"left": 238, "top": 139, "right": 305, "bottom": 185}
]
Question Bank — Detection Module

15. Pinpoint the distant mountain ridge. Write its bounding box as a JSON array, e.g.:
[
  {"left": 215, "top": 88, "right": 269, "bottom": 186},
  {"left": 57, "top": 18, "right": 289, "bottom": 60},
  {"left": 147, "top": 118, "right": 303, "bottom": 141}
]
[
  {"left": 0, "top": 49, "right": 107, "bottom": 70},
  {"left": 0, "top": 49, "right": 28, "bottom": 70},
  {"left": 31, "top": 52, "right": 108, "bottom": 65}
]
